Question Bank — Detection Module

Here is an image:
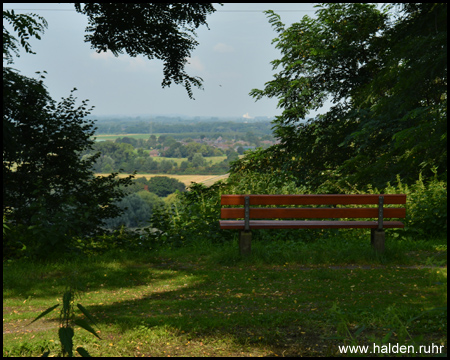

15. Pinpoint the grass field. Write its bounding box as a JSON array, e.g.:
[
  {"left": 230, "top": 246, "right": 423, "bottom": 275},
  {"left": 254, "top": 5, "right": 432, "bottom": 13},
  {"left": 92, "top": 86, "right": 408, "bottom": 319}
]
[
  {"left": 3, "top": 236, "right": 447, "bottom": 357},
  {"left": 95, "top": 173, "right": 229, "bottom": 187}
]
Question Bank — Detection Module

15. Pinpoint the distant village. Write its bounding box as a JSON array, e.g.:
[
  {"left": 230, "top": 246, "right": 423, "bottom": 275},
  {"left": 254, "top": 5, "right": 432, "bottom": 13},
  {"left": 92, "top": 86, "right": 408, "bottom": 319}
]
[
  {"left": 148, "top": 135, "right": 278, "bottom": 157},
  {"left": 89, "top": 117, "right": 279, "bottom": 173}
]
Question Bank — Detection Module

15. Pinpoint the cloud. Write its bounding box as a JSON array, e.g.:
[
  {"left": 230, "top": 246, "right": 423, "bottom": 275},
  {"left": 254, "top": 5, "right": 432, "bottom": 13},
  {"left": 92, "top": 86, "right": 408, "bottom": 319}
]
[
  {"left": 186, "top": 56, "right": 205, "bottom": 72},
  {"left": 90, "top": 51, "right": 160, "bottom": 73},
  {"left": 90, "top": 51, "right": 115, "bottom": 60},
  {"left": 124, "top": 56, "right": 148, "bottom": 72},
  {"left": 243, "top": 112, "right": 254, "bottom": 119},
  {"left": 213, "top": 43, "right": 235, "bottom": 53}
]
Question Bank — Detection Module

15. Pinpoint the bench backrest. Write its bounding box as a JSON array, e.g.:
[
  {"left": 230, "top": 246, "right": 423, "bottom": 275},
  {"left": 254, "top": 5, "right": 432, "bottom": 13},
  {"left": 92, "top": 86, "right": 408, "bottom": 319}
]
[{"left": 221, "top": 194, "right": 406, "bottom": 230}]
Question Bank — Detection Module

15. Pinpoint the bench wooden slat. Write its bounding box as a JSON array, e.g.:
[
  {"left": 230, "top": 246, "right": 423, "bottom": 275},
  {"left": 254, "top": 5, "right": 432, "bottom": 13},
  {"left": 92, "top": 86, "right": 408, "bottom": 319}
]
[
  {"left": 221, "top": 194, "right": 407, "bottom": 206},
  {"left": 221, "top": 207, "right": 406, "bottom": 219},
  {"left": 219, "top": 220, "right": 405, "bottom": 229},
  {"left": 220, "top": 194, "right": 407, "bottom": 255}
]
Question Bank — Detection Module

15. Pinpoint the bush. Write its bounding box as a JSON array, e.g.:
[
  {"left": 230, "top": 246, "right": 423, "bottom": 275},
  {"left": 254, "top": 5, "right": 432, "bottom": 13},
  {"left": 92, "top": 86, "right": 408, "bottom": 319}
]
[
  {"left": 385, "top": 174, "right": 447, "bottom": 240},
  {"left": 3, "top": 205, "right": 85, "bottom": 260},
  {"left": 147, "top": 170, "right": 447, "bottom": 252},
  {"left": 147, "top": 182, "right": 228, "bottom": 248},
  {"left": 147, "top": 171, "right": 316, "bottom": 248},
  {"left": 227, "top": 169, "right": 304, "bottom": 195}
]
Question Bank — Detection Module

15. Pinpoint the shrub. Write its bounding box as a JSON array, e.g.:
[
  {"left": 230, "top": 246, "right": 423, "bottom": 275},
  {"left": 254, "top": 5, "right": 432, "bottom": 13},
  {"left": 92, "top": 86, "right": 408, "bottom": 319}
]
[
  {"left": 147, "top": 170, "right": 447, "bottom": 252},
  {"left": 3, "top": 207, "right": 81, "bottom": 260},
  {"left": 387, "top": 174, "right": 447, "bottom": 240},
  {"left": 147, "top": 181, "right": 228, "bottom": 248}
]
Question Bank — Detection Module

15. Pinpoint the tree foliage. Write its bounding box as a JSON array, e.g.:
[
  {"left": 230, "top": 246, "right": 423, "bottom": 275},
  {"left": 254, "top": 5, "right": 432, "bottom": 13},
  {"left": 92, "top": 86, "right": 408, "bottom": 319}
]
[
  {"left": 236, "top": 3, "right": 447, "bottom": 190},
  {"left": 3, "top": 10, "right": 133, "bottom": 257},
  {"left": 3, "top": 10, "right": 48, "bottom": 64},
  {"left": 146, "top": 176, "right": 186, "bottom": 197},
  {"left": 2, "top": 72, "right": 133, "bottom": 244},
  {"left": 103, "top": 192, "right": 161, "bottom": 229},
  {"left": 74, "top": 3, "right": 219, "bottom": 99}
]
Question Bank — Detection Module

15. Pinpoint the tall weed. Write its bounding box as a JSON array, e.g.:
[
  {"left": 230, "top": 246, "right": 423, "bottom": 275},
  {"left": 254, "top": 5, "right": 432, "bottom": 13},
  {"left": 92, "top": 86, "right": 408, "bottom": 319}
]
[{"left": 29, "top": 272, "right": 101, "bottom": 357}]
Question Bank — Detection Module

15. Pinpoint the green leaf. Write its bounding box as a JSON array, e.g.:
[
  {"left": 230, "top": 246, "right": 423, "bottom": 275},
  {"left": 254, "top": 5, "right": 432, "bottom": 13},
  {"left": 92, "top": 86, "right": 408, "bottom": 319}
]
[
  {"left": 74, "top": 319, "right": 101, "bottom": 339},
  {"left": 29, "top": 304, "right": 59, "bottom": 324}
]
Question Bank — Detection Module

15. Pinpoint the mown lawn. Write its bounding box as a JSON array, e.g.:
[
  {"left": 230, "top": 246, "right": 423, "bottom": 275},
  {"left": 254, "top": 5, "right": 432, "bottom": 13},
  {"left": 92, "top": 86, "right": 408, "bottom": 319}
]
[{"left": 3, "top": 238, "right": 447, "bottom": 357}]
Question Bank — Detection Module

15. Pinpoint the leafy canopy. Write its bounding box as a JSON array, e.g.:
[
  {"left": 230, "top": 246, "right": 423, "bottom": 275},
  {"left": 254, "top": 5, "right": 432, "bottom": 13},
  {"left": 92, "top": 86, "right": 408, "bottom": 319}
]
[
  {"left": 3, "top": 9, "right": 48, "bottom": 64},
  {"left": 74, "top": 3, "right": 219, "bottom": 99},
  {"left": 235, "top": 3, "right": 447, "bottom": 190}
]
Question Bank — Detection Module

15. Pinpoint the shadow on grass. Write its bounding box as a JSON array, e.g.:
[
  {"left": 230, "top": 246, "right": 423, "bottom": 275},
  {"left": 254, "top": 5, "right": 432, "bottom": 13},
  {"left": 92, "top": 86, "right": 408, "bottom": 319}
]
[
  {"left": 79, "top": 265, "right": 446, "bottom": 355},
  {"left": 3, "top": 236, "right": 447, "bottom": 356},
  {"left": 3, "top": 257, "right": 193, "bottom": 300}
]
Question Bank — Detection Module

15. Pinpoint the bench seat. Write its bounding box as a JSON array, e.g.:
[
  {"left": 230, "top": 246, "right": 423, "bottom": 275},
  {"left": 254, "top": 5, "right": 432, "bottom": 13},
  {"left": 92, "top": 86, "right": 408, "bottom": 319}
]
[{"left": 220, "top": 220, "right": 405, "bottom": 230}]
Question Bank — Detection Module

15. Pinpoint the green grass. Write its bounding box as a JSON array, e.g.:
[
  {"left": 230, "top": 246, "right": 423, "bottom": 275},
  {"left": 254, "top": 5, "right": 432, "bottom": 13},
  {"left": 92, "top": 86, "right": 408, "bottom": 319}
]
[{"left": 3, "top": 236, "right": 447, "bottom": 357}]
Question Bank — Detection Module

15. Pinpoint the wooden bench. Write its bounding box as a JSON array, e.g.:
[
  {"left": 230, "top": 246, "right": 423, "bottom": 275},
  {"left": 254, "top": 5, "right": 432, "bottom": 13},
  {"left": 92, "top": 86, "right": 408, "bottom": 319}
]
[{"left": 220, "top": 194, "right": 406, "bottom": 255}]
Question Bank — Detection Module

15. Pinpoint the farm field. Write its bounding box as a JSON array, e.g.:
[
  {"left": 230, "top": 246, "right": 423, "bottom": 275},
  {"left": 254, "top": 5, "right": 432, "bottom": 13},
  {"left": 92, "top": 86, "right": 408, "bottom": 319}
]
[{"left": 95, "top": 173, "right": 229, "bottom": 186}]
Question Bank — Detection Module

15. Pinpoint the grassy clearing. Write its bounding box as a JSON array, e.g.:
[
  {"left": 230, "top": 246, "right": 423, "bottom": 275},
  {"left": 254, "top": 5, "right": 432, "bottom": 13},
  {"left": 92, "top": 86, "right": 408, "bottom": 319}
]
[{"left": 3, "top": 236, "right": 447, "bottom": 357}]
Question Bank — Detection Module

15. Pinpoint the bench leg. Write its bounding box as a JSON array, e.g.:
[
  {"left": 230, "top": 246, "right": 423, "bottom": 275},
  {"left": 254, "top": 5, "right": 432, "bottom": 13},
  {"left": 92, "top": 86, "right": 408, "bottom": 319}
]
[
  {"left": 371, "top": 229, "right": 385, "bottom": 252},
  {"left": 239, "top": 231, "right": 252, "bottom": 256}
]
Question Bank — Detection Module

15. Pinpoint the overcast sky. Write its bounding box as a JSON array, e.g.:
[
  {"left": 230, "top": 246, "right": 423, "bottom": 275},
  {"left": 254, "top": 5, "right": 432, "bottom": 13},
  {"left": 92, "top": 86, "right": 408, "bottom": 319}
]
[{"left": 4, "top": 3, "right": 327, "bottom": 119}]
